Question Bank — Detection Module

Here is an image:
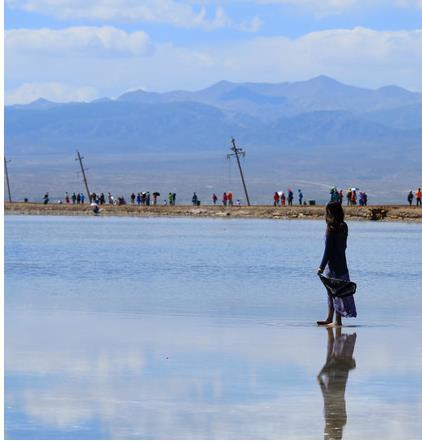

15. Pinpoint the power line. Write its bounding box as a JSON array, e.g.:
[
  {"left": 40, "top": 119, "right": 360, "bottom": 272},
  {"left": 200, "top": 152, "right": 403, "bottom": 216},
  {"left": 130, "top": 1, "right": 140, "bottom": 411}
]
[
  {"left": 227, "top": 137, "right": 251, "bottom": 206},
  {"left": 4, "top": 156, "right": 12, "bottom": 203}
]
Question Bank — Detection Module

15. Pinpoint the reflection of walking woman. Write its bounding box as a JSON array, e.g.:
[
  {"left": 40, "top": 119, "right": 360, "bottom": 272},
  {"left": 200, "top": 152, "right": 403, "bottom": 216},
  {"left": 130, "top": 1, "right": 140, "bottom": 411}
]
[
  {"left": 317, "top": 202, "right": 357, "bottom": 326},
  {"left": 318, "top": 328, "right": 357, "bottom": 440}
]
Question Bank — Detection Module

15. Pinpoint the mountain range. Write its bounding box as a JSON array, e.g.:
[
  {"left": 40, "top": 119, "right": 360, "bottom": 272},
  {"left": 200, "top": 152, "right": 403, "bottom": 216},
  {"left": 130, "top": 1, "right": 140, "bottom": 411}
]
[{"left": 5, "top": 75, "right": 422, "bottom": 203}]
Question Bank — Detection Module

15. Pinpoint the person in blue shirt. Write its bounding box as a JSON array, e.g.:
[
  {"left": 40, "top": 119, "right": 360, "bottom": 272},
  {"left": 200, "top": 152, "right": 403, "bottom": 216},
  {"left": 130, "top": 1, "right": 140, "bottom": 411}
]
[
  {"left": 287, "top": 188, "right": 294, "bottom": 206},
  {"left": 317, "top": 202, "right": 357, "bottom": 326},
  {"left": 330, "top": 187, "right": 340, "bottom": 203},
  {"left": 192, "top": 192, "right": 198, "bottom": 206}
]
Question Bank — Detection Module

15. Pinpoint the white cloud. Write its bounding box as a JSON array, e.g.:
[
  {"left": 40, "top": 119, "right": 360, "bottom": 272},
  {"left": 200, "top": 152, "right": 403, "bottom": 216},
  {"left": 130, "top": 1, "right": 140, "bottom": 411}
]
[
  {"left": 252, "top": 0, "right": 368, "bottom": 16},
  {"left": 6, "top": 26, "right": 152, "bottom": 56},
  {"left": 5, "top": 82, "right": 98, "bottom": 104},
  {"left": 143, "top": 27, "right": 422, "bottom": 92},
  {"left": 251, "top": 0, "right": 422, "bottom": 16},
  {"left": 395, "top": 0, "right": 422, "bottom": 7},
  {"left": 5, "top": 26, "right": 422, "bottom": 102},
  {"left": 5, "top": 0, "right": 261, "bottom": 31},
  {"left": 236, "top": 16, "right": 264, "bottom": 32}
]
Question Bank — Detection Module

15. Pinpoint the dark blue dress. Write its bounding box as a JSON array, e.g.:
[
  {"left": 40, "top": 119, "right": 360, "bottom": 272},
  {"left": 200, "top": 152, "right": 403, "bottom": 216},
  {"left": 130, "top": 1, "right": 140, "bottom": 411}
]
[{"left": 320, "top": 226, "right": 357, "bottom": 318}]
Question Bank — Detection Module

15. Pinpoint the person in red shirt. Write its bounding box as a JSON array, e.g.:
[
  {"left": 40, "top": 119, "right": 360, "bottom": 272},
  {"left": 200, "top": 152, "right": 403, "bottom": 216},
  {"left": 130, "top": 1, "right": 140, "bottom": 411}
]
[
  {"left": 227, "top": 192, "right": 233, "bottom": 206},
  {"left": 416, "top": 188, "right": 422, "bottom": 206},
  {"left": 273, "top": 192, "right": 280, "bottom": 206}
]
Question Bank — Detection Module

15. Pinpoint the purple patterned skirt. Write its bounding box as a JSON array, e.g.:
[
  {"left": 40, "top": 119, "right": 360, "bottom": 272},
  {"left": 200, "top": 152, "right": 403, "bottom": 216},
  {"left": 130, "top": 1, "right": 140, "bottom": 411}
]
[{"left": 324, "top": 270, "right": 357, "bottom": 318}]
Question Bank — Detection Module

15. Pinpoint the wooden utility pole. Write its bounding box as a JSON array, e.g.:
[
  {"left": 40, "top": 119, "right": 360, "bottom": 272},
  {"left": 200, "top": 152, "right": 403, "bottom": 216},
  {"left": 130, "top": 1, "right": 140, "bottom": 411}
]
[
  {"left": 4, "top": 156, "right": 12, "bottom": 203},
  {"left": 75, "top": 150, "right": 91, "bottom": 201},
  {"left": 227, "top": 137, "right": 251, "bottom": 206}
]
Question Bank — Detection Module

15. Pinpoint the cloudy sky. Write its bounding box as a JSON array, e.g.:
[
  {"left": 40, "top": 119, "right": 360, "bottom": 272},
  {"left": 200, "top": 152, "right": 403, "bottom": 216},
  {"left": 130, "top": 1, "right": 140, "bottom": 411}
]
[{"left": 5, "top": 0, "right": 422, "bottom": 104}]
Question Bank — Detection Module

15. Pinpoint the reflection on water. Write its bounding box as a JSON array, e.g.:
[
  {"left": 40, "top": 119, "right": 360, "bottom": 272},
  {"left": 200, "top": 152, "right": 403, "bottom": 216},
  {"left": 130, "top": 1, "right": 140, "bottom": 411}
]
[
  {"left": 7, "top": 308, "right": 422, "bottom": 440},
  {"left": 318, "top": 328, "right": 357, "bottom": 440},
  {"left": 5, "top": 216, "right": 422, "bottom": 439}
]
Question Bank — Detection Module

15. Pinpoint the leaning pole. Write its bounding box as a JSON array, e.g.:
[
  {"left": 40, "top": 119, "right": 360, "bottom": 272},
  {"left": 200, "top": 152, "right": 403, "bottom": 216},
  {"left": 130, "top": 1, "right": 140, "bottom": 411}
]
[{"left": 227, "top": 138, "right": 251, "bottom": 206}]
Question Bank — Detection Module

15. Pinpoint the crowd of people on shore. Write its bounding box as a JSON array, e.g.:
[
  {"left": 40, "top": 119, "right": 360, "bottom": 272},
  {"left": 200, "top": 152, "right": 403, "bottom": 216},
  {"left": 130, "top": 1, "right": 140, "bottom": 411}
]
[
  {"left": 270, "top": 187, "right": 369, "bottom": 207},
  {"left": 38, "top": 186, "right": 421, "bottom": 207},
  {"left": 328, "top": 187, "right": 368, "bottom": 206},
  {"left": 54, "top": 191, "right": 166, "bottom": 206},
  {"left": 210, "top": 192, "right": 241, "bottom": 206},
  {"left": 130, "top": 192, "right": 164, "bottom": 205},
  {"left": 272, "top": 189, "right": 304, "bottom": 206}
]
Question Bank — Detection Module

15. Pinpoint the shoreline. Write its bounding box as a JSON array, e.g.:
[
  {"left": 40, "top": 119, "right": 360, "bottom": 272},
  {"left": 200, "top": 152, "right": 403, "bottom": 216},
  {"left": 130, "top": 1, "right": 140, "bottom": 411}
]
[{"left": 4, "top": 202, "right": 422, "bottom": 222}]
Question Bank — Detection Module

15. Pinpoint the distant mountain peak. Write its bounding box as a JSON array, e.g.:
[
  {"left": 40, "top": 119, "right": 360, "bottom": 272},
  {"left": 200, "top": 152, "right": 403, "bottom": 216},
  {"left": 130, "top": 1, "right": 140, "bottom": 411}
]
[
  {"left": 31, "top": 97, "right": 53, "bottom": 104},
  {"left": 308, "top": 75, "right": 341, "bottom": 85},
  {"left": 199, "top": 80, "right": 236, "bottom": 93},
  {"left": 6, "top": 76, "right": 422, "bottom": 117},
  {"left": 15, "top": 97, "right": 61, "bottom": 110},
  {"left": 209, "top": 80, "right": 235, "bottom": 87},
  {"left": 377, "top": 84, "right": 422, "bottom": 99},
  {"left": 91, "top": 97, "right": 112, "bottom": 103},
  {"left": 117, "top": 88, "right": 163, "bottom": 102},
  {"left": 379, "top": 84, "right": 407, "bottom": 91}
]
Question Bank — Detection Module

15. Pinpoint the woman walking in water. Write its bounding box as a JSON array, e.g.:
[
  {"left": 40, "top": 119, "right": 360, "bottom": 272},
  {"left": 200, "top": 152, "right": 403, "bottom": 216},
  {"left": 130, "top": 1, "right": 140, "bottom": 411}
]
[{"left": 317, "top": 202, "right": 357, "bottom": 327}]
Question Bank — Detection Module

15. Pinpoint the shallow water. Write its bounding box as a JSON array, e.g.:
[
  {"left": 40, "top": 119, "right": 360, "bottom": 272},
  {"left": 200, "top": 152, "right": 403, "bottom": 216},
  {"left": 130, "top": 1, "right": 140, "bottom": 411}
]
[{"left": 5, "top": 215, "right": 422, "bottom": 439}]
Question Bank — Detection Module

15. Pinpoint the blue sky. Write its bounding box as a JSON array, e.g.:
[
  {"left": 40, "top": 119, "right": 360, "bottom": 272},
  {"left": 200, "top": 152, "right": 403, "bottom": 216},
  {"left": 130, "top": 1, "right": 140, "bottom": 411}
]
[{"left": 5, "top": 0, "right": 422, "bottom": 103}]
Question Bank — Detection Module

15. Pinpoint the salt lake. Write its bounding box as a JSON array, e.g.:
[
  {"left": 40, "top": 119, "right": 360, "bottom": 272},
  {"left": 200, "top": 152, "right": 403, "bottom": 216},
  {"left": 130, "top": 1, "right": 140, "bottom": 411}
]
[{"left": 4, "top": 215, "right": 422, "bottom": 439}]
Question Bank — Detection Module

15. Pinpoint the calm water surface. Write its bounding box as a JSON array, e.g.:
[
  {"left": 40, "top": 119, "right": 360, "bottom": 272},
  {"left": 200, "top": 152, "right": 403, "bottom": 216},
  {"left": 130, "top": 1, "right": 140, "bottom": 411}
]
[{"left": 5, "top": 215, "right": 422, "bottom": 439}]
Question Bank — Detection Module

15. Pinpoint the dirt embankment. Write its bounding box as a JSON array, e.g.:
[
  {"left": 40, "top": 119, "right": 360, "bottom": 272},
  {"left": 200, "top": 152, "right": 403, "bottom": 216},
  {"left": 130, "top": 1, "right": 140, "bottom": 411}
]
[{"left": 4, "top": 202, "right": 422, "bottom": 222}]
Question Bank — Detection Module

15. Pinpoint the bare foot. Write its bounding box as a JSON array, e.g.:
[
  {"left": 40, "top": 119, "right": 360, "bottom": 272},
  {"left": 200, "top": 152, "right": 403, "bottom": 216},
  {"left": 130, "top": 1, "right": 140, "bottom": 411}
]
[{"left": 326, "top": 322, "right": 342, "bottom": 328}]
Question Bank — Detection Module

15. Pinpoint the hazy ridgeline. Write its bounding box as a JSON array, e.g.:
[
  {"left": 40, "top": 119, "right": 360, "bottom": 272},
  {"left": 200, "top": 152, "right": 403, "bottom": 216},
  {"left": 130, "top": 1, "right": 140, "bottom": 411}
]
[{"left": 5, "top": 76, "right": 422, "bottom": 203}]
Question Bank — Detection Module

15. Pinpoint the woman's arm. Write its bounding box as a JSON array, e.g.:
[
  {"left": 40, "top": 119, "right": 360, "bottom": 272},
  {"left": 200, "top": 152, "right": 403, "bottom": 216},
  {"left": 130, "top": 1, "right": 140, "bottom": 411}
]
[{"left": 318, "top": 231, "right": 334, "bottom": 273}]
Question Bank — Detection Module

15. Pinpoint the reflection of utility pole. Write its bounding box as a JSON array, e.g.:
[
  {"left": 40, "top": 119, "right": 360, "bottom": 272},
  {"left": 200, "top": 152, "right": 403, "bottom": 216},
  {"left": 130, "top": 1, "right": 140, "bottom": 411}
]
[
  {"left": 75, "top": 150, "right": 91, "bottom": 201},
  {"left": 227, "top": 137, "right": 251, "bottom": 206},
  {"left": 4, "top": 156, "right": 12, "bottom": 203}
]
